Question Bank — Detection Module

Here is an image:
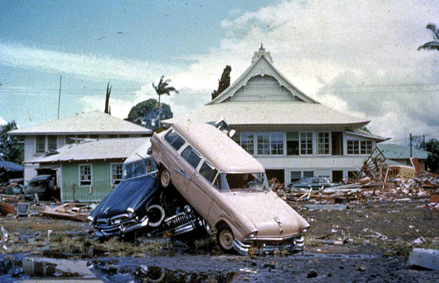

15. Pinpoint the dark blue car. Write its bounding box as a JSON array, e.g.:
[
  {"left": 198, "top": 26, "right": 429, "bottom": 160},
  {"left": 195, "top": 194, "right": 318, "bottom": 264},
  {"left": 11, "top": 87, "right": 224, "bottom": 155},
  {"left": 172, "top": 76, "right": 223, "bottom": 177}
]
[{"left": 88, "top": 147, "right": 207, "bottom": 240}]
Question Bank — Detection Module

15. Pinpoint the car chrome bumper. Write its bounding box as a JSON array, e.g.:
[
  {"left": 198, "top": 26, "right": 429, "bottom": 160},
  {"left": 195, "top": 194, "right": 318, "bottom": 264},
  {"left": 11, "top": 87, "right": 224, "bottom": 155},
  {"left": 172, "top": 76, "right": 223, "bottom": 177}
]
[
  {"left": 233, "top": 235, "right": 306, "bottom": 256},
  {"left": 94, "top": 215, "right": 149, "bottom": 237}
]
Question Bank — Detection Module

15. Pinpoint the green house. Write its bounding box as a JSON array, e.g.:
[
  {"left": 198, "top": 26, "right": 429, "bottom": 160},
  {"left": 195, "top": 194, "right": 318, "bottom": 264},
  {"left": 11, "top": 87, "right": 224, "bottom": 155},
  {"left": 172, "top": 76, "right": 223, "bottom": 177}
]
[{"left": 26, "top": 138, "right": 148, "bottom": 202}]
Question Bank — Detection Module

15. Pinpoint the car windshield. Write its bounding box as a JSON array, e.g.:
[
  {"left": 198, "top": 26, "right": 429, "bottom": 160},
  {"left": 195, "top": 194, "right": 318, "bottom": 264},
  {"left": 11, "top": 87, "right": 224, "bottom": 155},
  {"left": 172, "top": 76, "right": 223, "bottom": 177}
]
[
  {"left": 123, "top": 157, "right": 158, "bottom": 180},
  {"left": 223, "top": 173, "right": 270, "bottom": 192}
]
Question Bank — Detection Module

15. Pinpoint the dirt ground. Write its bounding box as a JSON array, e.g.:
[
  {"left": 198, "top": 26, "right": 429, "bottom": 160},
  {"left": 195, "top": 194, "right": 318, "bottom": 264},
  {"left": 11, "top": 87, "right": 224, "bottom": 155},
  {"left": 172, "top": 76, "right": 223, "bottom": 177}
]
[{"left": 1, "top": 199, "right": 439, "bottom": 282}]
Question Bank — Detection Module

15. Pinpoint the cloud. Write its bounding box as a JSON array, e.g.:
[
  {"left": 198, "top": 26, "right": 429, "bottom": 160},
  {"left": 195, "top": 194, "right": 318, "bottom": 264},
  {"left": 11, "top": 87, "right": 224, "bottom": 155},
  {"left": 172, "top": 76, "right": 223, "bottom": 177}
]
[
  {"left": 169, "top": 0, "right": 439, "bottom": 144},
  {"left": 0, "top": 42, "right": 182, "bottom": 83},
  {"left": 0, "top": 117, "right": 7, "bottom": 125}
]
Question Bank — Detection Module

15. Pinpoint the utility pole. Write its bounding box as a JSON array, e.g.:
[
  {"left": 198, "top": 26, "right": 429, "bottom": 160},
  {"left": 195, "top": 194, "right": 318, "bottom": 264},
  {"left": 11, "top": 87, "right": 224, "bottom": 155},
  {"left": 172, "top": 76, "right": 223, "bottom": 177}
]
[
  {"left": 57, "top": 75, "right": 62, "bottom": 119},
  {"left": 409, "top": 133, "right": 412, "bottom": 158}
]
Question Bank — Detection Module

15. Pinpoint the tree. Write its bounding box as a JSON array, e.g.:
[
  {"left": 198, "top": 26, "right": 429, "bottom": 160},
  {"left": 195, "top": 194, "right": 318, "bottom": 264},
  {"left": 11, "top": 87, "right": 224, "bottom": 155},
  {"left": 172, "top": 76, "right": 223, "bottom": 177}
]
[
  {"left": 126, "top": 99, "right": 173, "bottom": 130},
  {"left": 152, "top": 76, "right": 178, "bottom": 108},
  {"left": 0, "top": 121, "right": 24, "bottom": 164},
  {"left": 211, "top": 65, "right": 232, "bottom": 100},
  {"left": 104, "top": 81, "right": 112, "bottom": 114},
  {"left": 425, "top": 139, "right": 439, "bottom": 172},
  {"left": 418, "top": 23, "right": 439, "bottom": 51}
]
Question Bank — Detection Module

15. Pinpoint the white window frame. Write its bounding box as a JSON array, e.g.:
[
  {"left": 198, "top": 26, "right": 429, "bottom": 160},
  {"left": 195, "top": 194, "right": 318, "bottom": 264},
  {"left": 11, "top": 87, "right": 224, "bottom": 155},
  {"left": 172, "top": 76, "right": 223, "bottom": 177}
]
[
  {"left": 317, "top": 132, "right": 331, "bottom": 155},
  {"left": 35, "top": 135, "right": 58, "bottom": 154},
  {"left": 300, "top": 132, "right": 313, "bottom": 155},
  {"left": 111, "top": 163, "right": 123, "bottom": 186},
  {"left": 240, "top": 132, "right": 255, "bottom": 155},
  {"left": 79, "top": 164, "right": 92, "bottom": 187}
]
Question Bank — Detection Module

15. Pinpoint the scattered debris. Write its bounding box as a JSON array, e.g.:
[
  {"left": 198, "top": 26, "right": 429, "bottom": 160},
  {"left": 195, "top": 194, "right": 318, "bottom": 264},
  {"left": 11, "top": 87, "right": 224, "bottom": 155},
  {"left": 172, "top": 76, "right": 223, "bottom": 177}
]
[
  {"left": 40, "top": 203, "right": 89, "bottom": 222},
  {"left": 408, "top": 248, "right": 439, "bottom": 271}
]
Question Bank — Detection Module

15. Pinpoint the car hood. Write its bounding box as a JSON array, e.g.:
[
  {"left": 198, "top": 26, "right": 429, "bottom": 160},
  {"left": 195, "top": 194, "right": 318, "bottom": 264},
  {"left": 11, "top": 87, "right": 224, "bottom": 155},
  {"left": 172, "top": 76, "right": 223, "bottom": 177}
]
[
  {"left": 90, "top": 175, "right": 158, "bottom": 220},
  {"left": 224, "top": 191, "right": 309, "bottom": 238}
]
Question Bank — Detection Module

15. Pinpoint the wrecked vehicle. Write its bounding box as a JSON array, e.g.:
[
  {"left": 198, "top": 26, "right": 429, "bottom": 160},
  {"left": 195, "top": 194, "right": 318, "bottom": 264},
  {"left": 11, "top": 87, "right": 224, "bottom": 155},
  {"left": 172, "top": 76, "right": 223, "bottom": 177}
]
[
  {"left": 150, "top": 122, "right": 310, "bottom": 255},
  {"left": 24, "top": 174, "right": 59, "bottom": 200},
  {"left": 88, "top": 141, "right": 208, "bottom": 240},
  {"left": 288, "top": 177, "right": 339, "bottom": 192}
]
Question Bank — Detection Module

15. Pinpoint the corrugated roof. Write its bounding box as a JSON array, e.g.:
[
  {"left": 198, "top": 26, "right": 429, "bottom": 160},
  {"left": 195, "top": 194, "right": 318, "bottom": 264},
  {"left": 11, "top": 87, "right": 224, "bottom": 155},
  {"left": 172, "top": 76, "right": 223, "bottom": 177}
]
[
  {"left": 25, "top": 138, "right": 147, "bottom": 163},
  {"left": 9, "top": 111, "right": 151, "bottom": 135},
  {"left": 377, "top": 144, "right": 429, "bottom": 160},
  {"left": 164, "top": 102, "right": 370, "bottom": 128}
]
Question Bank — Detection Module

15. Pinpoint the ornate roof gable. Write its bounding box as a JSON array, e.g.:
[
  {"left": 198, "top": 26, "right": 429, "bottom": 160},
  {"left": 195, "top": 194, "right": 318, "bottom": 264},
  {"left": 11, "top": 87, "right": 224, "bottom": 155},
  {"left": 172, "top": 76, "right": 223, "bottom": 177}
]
[{"left": 208, "top": 45, "right": 317, "bottom": 105}]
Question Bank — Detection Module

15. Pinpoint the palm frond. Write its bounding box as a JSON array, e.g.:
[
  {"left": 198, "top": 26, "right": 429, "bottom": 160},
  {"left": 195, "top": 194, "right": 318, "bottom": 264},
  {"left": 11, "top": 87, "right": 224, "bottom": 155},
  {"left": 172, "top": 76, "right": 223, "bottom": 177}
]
[
  {"left": 426, "top": 23, "right": 439, "bottom": 40},
  {"left": 418, "top": 41, "right": 439, "bottom": 51}
]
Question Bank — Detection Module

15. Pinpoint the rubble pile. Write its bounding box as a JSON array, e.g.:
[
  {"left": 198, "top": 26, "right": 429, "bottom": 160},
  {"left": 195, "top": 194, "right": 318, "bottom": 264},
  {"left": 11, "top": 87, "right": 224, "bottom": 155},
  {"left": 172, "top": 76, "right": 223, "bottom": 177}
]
[{"left": 274, "top": 148, "right": 439, "bottom": 204}]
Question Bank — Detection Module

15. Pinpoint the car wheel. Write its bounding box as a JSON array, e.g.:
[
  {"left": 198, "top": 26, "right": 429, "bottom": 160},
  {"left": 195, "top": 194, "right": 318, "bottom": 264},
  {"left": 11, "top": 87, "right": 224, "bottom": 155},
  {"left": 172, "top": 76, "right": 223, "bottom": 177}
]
[
  {"left": 160, "top": 168, "right": 171, "bottom": 188},
  {"left": 147, "top": 204, "right": 166, "bottom": 227},
  {"left": 217, "top": 224, "right": 234, "bottom": 252}
]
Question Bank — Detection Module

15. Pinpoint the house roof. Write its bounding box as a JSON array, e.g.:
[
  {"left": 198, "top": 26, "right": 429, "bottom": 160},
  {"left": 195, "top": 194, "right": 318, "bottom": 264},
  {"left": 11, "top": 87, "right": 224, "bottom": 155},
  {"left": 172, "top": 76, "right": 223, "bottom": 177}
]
[
  {"left": 377, "top": 144, "right": 429, "bottom": 160},
  {"left": 163, "top": 45, "right": 374, "bottom": 132},
  {"left": 24, "top": 137, "right": 147, "bottom": 164},
  {"left": 163, "top": 101, "right": 370, "bottom": 129},
  {"left": 9, "top": 111, "right": 152, "bottom": 136}
]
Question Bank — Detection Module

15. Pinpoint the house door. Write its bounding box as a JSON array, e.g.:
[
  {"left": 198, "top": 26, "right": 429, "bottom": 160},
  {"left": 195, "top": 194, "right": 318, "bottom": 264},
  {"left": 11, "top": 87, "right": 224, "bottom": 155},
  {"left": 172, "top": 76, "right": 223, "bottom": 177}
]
[{"left": 332, "top": 170, "right": 343, "bottom": 183}]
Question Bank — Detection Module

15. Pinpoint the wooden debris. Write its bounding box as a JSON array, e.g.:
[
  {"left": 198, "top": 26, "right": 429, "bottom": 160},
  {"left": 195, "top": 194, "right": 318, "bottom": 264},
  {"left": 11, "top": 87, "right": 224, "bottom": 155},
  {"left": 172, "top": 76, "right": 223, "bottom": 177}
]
[{"left": 40, "top": 203, "right": 89, "bottom": 222}]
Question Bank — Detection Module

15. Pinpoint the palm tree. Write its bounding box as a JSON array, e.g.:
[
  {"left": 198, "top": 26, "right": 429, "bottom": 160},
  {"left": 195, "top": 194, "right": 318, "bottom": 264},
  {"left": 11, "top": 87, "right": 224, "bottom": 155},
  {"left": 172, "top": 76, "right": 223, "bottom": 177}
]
[
  {"left": 418, "top": 23, "right": 439, "bottom": 51},
  {"left": 152, "top": 76, "right": 178, "bottom": 108}
]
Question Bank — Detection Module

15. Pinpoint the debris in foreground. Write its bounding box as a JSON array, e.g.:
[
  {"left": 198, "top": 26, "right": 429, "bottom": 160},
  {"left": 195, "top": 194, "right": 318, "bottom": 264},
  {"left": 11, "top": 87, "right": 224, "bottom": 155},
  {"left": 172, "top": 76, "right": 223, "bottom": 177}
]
[
  {"left": 408, "top": 248, "right": 439, "bottom": 271},
  {"left": 40, "top": 203, "right": 89, "bottom": 222}
]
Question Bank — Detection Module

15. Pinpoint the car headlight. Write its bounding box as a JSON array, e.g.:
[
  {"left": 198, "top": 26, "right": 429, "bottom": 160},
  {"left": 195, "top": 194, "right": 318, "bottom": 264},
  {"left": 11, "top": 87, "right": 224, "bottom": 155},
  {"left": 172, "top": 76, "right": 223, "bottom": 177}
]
[
  {"left": 301, "top": 227, "right": 309, "bottom": 235},
  {"left": 87, "top": 215, "right": 94, "bottom": 222},
  {"left": 127, "top": 207, "right": 135, "bottom": 217}
]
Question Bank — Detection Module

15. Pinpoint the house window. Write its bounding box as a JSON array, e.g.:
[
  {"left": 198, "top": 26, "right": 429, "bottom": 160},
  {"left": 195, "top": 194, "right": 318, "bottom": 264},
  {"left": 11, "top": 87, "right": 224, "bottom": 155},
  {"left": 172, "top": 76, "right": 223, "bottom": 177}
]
[
  {"left": 111, "top": 164, "right": 123, "bottom": 186},
  {"left": 318, "top": 132, "right": 330, "bottom": 155},
  {"left": 35, "top": 136, "right": 58, "bottom": 154},
  {"left": 257, "top": 132, "right": 284, "bottom": 155},
  {"left": 290, "top": 171, "right": 302, "bottom": 182},
  {"left": 79, "top": 164, "right": 92, "bottom": 186},
  {"left": 270, "top": 132, "right": 284, "bottom": 155},
  {"left": 304, "top": 171, "right": 314, "bottom": 178},
  {"left": 347, "top": 140, "right": 360, "bottom": 154},
  {"left": 36, "top": 136, "right": 45, "bottom": 153},
  {"left": 257, "top": 133, "right": 270, "bottom": 155},
  {"left": 348, "top": 140, "right": 373, "bottom": 155},
  {"left": 286, "top": 132, "right": 299, "bottom": 155},
  {"left": 300, "top": 132, "right": 313, "bottom": 155},
  {"left": 65, "top": 135, "right": 76, "bottom": 144},
  {"left": 361, "top": 141, "right": 373, "bottom": 154},
  {"left": 241, "top": 133, "right": 254, "bottom": 154},
  {"left": 48, "top": 136, "right": 57, "bottom": 152}
]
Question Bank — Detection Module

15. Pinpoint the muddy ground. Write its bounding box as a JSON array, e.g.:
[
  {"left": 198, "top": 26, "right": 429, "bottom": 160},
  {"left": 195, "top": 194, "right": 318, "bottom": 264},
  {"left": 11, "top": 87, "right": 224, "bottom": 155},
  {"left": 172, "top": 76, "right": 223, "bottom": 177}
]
[{"left": 1, "top": 199, "right": 439, "bottom": 282}]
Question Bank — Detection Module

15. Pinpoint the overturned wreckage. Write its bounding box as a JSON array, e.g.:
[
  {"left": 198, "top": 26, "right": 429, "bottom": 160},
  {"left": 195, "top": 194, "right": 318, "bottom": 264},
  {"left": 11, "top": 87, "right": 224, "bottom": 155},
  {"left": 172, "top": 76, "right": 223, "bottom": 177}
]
[
  {"left": 150, "top": 122, "right": 310, "bottom": 255},
  {"left": 88, "top": 142, "right": 209, "bottom": 241}
]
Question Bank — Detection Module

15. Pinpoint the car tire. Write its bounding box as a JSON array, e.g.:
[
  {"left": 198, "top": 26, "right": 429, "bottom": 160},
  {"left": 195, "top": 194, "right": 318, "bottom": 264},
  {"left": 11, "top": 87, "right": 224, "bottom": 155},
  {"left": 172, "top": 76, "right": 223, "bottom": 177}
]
[
  {"left": 147, "top": 204, "right": 166, "bottom": 227},
  {"left": 159, "top": 168, "right": 171, "bottom": 188},
  {"left": 217, "top": 224, "right": 234, "bottom": 252}
]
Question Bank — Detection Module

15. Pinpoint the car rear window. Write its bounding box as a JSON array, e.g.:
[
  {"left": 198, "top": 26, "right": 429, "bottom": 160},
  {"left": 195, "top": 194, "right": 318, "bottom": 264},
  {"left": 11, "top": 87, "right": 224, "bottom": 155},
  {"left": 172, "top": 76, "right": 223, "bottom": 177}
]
[
  {"left": 164, "top": 130, "right": 185, "bottom": 151},
  {"left": 181, "top": 146, "right": 201, "bottom": 169}
]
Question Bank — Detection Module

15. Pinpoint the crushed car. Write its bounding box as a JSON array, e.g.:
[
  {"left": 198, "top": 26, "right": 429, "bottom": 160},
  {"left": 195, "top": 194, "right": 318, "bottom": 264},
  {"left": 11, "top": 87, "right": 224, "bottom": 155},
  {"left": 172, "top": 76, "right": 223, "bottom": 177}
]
[
  {"left": 88, "top": 141, "right": 209, "bottom": 240},
  {"left": 287, "top": 176, "right": 339, "bottom": 192},
  {"left": 150, "top": 122, "right": 310, "bottom": 255}
]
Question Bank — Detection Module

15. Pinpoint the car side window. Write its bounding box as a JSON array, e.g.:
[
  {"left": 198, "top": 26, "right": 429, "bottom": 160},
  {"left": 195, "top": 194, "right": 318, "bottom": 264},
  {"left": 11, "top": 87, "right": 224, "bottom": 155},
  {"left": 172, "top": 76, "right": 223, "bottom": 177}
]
[
  {"left": 199, "top": 161, "right": 218, "bottom": 183},
  {"left": 181, "top": 145, "right": 201, "bottom": 169},
  {"left": 165, "top": 130, "right": 185, "bottom": 151}
]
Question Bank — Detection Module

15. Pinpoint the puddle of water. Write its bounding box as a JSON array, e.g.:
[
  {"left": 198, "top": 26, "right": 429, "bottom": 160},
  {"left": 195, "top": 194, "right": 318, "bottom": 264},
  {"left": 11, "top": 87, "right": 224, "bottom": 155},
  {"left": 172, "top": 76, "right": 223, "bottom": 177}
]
[
  {"left": 89, "top": 259, "right": 239, "bottom": 283},
  {"left": 304, "top": 204, "right": 347, "bottom": 211}
]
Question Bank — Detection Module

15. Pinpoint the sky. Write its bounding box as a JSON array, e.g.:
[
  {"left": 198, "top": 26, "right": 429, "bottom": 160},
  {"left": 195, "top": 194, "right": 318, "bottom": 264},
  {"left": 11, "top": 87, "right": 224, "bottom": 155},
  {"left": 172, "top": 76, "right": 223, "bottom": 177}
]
[{"left": 1, "top": 0, "right": 439, "bottom": 146}]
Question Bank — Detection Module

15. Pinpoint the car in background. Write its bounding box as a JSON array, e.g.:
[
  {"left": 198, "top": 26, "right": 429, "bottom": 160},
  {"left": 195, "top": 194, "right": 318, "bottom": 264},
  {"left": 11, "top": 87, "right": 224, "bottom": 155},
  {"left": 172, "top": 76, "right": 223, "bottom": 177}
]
[
  {"left": 88, "top": 140, "right": 207, "bottom": 240},
  {"left": 24, "top": 174, "right": 59, "bottom": 200},
  {"left": 150, "top": 122, "right": 310, "bottom": 255},
  {"left": 288, "top": 177, "right": 339, "bottom": 192}
]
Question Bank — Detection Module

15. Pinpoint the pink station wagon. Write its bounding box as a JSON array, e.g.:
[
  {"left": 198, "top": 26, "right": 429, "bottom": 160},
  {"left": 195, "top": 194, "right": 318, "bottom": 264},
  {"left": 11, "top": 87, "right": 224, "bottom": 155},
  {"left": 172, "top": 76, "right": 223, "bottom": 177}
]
[{"left": 150, "top": 122, "right": 310, "bottom": 255}]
